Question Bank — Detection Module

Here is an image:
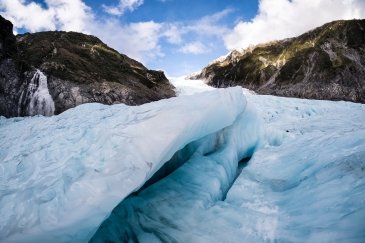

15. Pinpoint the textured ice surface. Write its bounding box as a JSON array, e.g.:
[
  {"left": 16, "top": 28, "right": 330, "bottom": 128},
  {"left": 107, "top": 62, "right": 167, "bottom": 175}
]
[
  {"left": 91, "top": 78, "right": 365, "bottom": 242},
  {"left": 0, "top": 87, "right": 247, "bottom": 242},
  {"left": 170, "top": 76, "right": 215, "bottom": 96},
  {"left": 1, "top": 76, "right": 365, "bottom": 242},
  {"left": 91, "top": 102, "right": 266, "bottom": 242},
  {"left": 229, "top": 94, "right": 365, "bottom": 242}
]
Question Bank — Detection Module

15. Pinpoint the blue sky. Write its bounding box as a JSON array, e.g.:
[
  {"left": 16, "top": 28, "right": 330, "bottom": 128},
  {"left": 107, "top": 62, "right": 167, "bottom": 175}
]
[
  {"left": 86, "top": 0, "right": 258, "bottom": 22},
  {"left": 93, "top": 0, "right": 259, "bottom": 76},
  {"left": 1, "top": 0, "right": 364, "bottom": 76}
]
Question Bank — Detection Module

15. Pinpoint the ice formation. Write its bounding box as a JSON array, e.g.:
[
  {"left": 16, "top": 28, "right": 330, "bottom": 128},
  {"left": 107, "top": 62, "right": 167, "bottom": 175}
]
[
  {"left": 0, "top": 87, "right": 251, "bottom": 242},
  {"left": 91, "top": 79, "right": 365, "bottom": 242},
  {"left": 91, "top": 102, "right": 265, "bottom": 242},
  {"left": 18, "top": 69, "right": 55, "bottom": 116},
  {"left": 1, "top": 76, "right": 365, "bottom": 242}
]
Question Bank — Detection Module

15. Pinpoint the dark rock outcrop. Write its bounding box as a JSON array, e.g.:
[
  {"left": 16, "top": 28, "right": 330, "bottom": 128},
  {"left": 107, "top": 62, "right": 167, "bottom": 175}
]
[
  {"left": 192, "top": 19, "right": 365, "bottom": 103},
  {"left": 0, "top": 16, "right": 175, "bottom": 117},
  {"left": 0, "top": 15, "right": 16, "bottom": 60}
]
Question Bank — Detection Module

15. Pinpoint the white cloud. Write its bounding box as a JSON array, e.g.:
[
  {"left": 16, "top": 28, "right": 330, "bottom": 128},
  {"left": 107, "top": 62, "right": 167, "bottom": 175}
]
[
  {"left": 162, "top": 24, "right": 183, "bottom": 44},
  {"left": 0, "top": 0, "right": 92, "bottom": 32},
  {"left": 46, "top": 0, "right": 93, "bottom": 32},
  {"left": 0, "top": 0, "right": 160, "bottom": 63},
  {"left": 102, "top": 0, "right": 144, "bottom": 16},
  {"left": 224, "top": 0, "right": 365, "bottom": 50},
  {"left": 0, "top": 0, "right": 230, "bottom": 64},
  {"left": 90, "top": 20, "right": 163, "bottom": 62},
  {"left": 184, "top": 8, "right": 232, "bottom": 38},
  {"left": 159, "top": 9, "right": 231, "bottom": 48},
  {"left": 179, "top": 41, "right": 210, "bottom": 54},
  {"left": 0, "top": 0, "right": 56, "bottom": 32}
]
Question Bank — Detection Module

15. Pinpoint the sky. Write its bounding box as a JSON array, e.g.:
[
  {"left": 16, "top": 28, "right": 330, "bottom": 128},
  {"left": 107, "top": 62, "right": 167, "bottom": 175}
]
[{"left": 0, "top": 0, "right": 365, "bottom": 76}]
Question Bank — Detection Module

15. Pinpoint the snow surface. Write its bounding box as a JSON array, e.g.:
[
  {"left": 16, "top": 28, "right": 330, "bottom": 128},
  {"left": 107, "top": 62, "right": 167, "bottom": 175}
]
[
  {"left": 91, "top": 78, "right": 365, "bottom": 242},
  {"left": 0, "top": 87, "right": 249, "bottom": 242},
  {"left": 170, "top": 76, "right": 214, "bottom": 96},
  {"left": 1, "top": 76, "right": 365, "bottom": 242}
]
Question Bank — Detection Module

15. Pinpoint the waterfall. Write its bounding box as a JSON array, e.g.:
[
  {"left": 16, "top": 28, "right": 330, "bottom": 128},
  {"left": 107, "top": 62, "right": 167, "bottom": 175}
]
[{"left": 18, "top": 69, "right": 55, "bottom": 116}]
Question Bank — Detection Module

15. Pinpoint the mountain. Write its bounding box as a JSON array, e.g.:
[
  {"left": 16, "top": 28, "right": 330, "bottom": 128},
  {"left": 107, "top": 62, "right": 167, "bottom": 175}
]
[
  {"left": 192, "top": 19, "right": 365, "bottom": 103},
  {"left": 0, "top": 15, "right": 175, "bottom": 118}
]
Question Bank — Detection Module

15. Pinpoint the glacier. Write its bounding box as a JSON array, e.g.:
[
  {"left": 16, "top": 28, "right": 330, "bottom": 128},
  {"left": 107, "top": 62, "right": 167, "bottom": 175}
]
[
  {"left": 0, "top": 76, "right": 365, "bottom": 242},
  {"left": 0, "top": 86, "right": 254, "bottom": 242},
  {"left": 89, "top": 78, "right": 365, "bottom": 242}
]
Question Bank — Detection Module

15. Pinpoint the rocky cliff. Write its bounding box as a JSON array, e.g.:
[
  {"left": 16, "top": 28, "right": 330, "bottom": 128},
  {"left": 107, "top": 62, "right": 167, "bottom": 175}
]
[
  {"left": 192, "top": 19, "right": 365, "bottom": 103},
  {"left": 0, "top": 15, "right": 175, "bottom": 117}
]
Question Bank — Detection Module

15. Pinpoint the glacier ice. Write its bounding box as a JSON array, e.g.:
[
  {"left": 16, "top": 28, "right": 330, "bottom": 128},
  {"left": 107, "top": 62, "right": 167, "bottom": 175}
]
[
  {"left": 91, "top": 78, "right": 365, "bottom": 242},
  {"left": 90, "top": 102, "right": 265, "bottom": 242},
  {"left": 229, "top": 93, "right": 365, "bottom": 242},
  {"left": 0, "top": 87, "right": 250, "bottom": 242},
  {"left": 1, "top": 76, "right": 365, "bottom": 242},
  {"left": 170, "top": 76, "right": 215, "bottom": 96}
]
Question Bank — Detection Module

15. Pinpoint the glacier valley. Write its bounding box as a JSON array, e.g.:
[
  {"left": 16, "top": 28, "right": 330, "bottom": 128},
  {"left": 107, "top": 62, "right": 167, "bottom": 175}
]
[{"left": 0, "top": 77, "right": 364, "bottom": 242}]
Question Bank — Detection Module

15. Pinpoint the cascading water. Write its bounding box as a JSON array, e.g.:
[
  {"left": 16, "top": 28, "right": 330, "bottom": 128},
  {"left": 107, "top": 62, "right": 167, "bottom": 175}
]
[{"left": 18, "top": 69, "right": 55, "bottom": 116}]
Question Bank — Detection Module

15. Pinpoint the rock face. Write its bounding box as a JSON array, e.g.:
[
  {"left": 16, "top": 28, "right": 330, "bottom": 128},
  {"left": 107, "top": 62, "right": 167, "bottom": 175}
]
[
  {"left": 0, "top": 16, "right": 175, "bottom": 117},
  {"left": 192, "top": 19, "right": 365, "bottom": 103},
  {"left": 0, "top": 16, "right": 16, "bottom": 60}
]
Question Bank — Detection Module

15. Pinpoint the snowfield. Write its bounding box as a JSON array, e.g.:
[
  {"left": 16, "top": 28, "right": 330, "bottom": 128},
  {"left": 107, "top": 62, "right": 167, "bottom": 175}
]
[
  {"left": 1, "top": 77, "right": 365, "bottom": 242},
  {"left": 0, "top": 86, "right": 252, "bottom": 242}
]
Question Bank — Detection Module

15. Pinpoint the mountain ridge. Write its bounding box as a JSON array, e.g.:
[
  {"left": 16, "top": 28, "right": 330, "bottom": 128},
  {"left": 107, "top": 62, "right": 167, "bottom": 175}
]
[
  {"left": 191, "top": 19, "right": 365, "bottom": 103},
  {"left": 0, "top": 15, "right": 175, "bottom": 117}
]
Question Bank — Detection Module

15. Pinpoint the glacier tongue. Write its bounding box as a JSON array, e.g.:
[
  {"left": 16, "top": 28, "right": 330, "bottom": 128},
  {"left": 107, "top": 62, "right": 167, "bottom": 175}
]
[
  {"left": 92, "top": 79, "right": 365, "bottom": 243},
  {"left": 1, "top": 75, "right": 365, "bottom": 243},
  {"left": 0, "top": 87, "right": 251, "bottom": 242},
  {"left": 18, "top": 69, "right": 55, "bottom": 116}
]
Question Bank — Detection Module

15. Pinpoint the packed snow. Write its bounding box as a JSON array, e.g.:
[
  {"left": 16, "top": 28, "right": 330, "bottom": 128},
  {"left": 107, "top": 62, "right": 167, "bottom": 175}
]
[
  {"left": 170, "top": 76, "right": 215, "bottom": 96},
  {"left": 92, "top": 78, "right": 365, "bottom": 242},
  {"left": 1, "top": 76, "right": 364, "bottom": 242},
  {"left": 0, "top": 87, "right": 250, "bottom": 242}
]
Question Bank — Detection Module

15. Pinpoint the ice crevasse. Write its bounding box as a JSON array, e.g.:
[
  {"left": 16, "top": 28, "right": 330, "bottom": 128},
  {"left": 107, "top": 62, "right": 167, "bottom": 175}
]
[{"left": 0, "top": 87, "right": 265, "bottom": 242}]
